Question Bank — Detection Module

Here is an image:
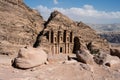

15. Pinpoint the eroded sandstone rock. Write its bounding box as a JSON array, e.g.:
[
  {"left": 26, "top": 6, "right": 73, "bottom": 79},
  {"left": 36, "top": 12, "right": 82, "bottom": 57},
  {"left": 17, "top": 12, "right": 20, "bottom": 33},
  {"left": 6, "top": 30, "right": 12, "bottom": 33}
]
[
  {"left": 94, "top": 52, "right": 120, "bottom": 67},
  {"left": 12, "top": 47, "right": 47, "bottom": 69},
  {"left": 76, "top": 49, "right": 94, "bottom": 65},
  {"left": 35, "top": 10, "right": 110, "bottom": 55},
  {"left": 0, "top": 0, "right": 44, "bottom": 56},
  {"left": 110, "top": 48, "right": 120, "bottom": 58}
]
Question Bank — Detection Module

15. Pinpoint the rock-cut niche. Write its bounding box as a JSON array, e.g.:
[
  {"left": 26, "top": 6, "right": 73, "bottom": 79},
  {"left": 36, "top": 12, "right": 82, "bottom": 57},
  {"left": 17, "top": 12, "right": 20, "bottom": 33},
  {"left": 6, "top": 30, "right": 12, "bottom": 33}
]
[{"left": 73, "top": 37, "right": 80, "bottom": 53}]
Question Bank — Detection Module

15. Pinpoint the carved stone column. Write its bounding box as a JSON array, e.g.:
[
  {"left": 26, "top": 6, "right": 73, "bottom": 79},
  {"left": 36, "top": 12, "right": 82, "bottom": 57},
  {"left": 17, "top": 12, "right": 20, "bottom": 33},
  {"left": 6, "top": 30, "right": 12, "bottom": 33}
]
[{"left": 49, "top": 31, "right": 51, "bottom": 43}]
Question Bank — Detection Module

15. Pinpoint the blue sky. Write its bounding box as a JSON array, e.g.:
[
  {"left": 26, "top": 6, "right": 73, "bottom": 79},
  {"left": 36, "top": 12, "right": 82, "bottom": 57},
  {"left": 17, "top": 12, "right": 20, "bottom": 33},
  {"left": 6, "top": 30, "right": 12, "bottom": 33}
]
[{"left": 24, "top": 0, "right": 120, "bottom": 24}]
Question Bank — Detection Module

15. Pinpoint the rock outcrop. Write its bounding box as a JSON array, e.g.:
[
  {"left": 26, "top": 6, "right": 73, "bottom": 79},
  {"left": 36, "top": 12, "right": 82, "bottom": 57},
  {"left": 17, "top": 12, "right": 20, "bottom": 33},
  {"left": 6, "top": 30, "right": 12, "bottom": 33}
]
[
  {"left": 76, "top": 22, "right": 110, "bottom": 52},
  {"left": 76, "top": 49, "right": 94, "bottom": 65},
  {"left": 12, "top": 47, "right": 47, "bottom": 69},
  {"left": 36, "top": 10, "right": 110, "bottom": 54},
  {"left": 0, "top": 0, "right": 44, "bottom": 55},
  {"left": 110, "top": 48, "right": 120, "bottom": 58},
  {"left": 0, "top": 0, "right": 111, "bottom": 67},
  {"left": 94, "top": 52, "right": 120, "bottom": 67}
]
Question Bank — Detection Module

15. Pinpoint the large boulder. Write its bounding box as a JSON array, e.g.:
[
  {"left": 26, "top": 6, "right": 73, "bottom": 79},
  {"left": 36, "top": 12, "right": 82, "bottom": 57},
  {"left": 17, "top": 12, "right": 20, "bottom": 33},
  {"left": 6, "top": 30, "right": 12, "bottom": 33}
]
[
  {"left": 76, "top": 49, "right": 94, "bottom": 65},
  {"left": 94, "top": 52, "right": 120, "bottom": 67},
  {"left": 110, "top": 48, "right": 120, "bottom": 58},
  {"left": 12, "top": 47, "right": 47, "bottom": 69},
  {"left": 105, "top": 54, "right": 120, "bottom": 67}
]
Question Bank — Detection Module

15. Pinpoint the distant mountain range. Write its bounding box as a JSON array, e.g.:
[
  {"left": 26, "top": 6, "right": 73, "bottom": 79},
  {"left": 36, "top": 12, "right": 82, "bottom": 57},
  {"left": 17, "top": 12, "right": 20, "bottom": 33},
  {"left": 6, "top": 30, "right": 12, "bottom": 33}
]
[
  {"left": 87, "top": 23, "right": 120, "bottom": 43},
  {"left": 88, "top": 23, "right": 120, "bottom": 32},
  {"left": 98, "top": 32, "right": 120, "bottom": 43}
]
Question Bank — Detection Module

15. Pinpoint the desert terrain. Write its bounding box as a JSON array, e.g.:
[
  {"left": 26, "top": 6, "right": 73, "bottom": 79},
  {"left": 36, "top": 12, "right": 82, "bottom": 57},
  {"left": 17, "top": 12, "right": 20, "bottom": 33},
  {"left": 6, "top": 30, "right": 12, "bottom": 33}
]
[{"left": 0, "top": 0, "right": 120, "bottom": 80}]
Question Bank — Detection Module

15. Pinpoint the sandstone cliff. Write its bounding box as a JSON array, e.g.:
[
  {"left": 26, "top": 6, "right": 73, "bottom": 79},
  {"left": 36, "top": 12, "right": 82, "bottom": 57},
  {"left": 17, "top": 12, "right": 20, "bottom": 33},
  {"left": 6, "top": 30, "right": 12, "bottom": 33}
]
[
  {"left": 0, "top": 0, "right": 44, "bottom": 55},
  {"left": 37, "top": 11, "right": 110, "bottom": 53},
  {"left": 0, "top": 0, "right": 110, "bottom": 55},
  {"left": 76, "top": 22, "right": 110, "bottom": 52}
]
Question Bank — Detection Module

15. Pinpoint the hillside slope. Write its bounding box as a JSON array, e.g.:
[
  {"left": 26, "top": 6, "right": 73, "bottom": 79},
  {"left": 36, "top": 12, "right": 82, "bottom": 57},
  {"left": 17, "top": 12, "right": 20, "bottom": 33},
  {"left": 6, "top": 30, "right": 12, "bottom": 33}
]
[
  {"left": 0, "top": 0, "right": 44, "bottom": 55},
  {"left": 36, "top": 11, "right": 110, "bottom": 53}
]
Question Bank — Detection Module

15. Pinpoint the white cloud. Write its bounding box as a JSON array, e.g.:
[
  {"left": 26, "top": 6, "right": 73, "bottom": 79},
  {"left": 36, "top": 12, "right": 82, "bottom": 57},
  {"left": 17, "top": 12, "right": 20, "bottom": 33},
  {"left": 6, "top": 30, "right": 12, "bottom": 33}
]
[
  {"left": 83, "top": 5, "right": 94, "bottom": 10},
  {"left": 53, "top": 0, "right": 58, "bottom": 4},
  {"left": 35, "top": 5, "right": 120, "bottom": 24}
]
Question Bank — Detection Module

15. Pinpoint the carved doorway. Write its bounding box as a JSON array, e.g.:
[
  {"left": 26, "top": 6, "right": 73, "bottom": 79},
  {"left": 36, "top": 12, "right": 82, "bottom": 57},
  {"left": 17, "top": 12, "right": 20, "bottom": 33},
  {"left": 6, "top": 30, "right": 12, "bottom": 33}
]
[{"left": 60, "top": 47, "right": 62, "bottom": 53}]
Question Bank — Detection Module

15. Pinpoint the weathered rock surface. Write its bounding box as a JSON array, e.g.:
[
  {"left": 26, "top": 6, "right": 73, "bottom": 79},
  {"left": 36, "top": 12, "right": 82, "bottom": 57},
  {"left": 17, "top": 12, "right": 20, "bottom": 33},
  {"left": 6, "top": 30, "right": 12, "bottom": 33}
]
[
  {"left": 0, "top": 0, "right": 110, "bottom": 57},
  {"left": 76, "top": 22, "right": 110, "bottom": 52},
  {"left": 104, "top": 54, "right": 120, "bottom": 67},
  {"left": 0, "top": 1, "right": 120, "bottom": 80},
  {"left": 94, "top": 52, "right": 120, "bottom": 67},
  {"left": 13, "top": 47, "right": 47, "bottom": 69},
  {"left": 9, "top": 77, "right": 39, "bottom": 80},
  {"left": 76, "top": 49, "right": 94, "bottom": 65},
  {"left": 47, "top": 54, "right": 68, "bottom": 63},
  {"left": 63, "top": 59, "right": 78, "bottom": 64},
  {"left": 0, "top": 0, "right": 44, "bottom": 55},
  {"left": 110, "top": 48, "right": 120, "bottom": 58},
  {"left": 36, "top": 10, "right": 110, "bottom": 53},
  {"left": 1, "top": 57, "right": 120, "bottom": 80}
]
